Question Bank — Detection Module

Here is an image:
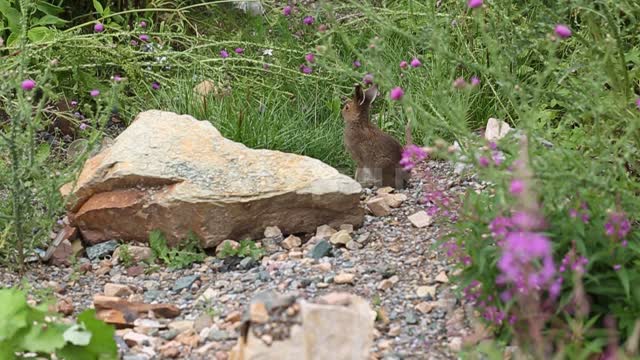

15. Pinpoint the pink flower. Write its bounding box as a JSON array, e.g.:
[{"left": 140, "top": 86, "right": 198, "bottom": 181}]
[
  {"left": 90, "top": 89, "right": 100, "bottom": 97},
  {"left": 399, "top": 145, "right": 427, "bottom": 170},
  {"left": 70, "top": 100, "right": 78, "bottom": 107},
  {"left": 235, "top": 48, "right": 244, "bottom": 54},
  {"left": 112, "top": 74, "right": 123, "bottom": 82},
  {"left": 151, "top": 81, "right": 160, "bottom": 90},
  {"left": 139, "top": 34, "right": 150, "bottom": 42},
  {"left": 220, "top": 49, "right": 229, "bottom": 58},
  {"left": 410, "top": 58, "right": 421, "bottom": 68},
  {"left": 353, "top": 60, "right": 361, "bottom": 68},
  {"left": 363, "top": 73, "right": 374, "bottom": 85},
  {"left": 453, "top": 77, "right": 466, "bottom": 89},
  {"left": 635, "top": 98, "right": 640, "bottom": 110},
  {"left": 471, "top": 76, "right": 481, "bottom": 86},
  {"left": 94, "top": 23, "right": 104, "bottom": 32},
  {"left": 509, "top": 179, "right": 524, "bottom": 195},
  {"left": 305, "top": 53, "right": 315, "bottom": 63},
  {"left": 283, "top": 6, "right": 292, "bottom": 16},
  {"left": 390, "top": 87, "right": 404, "bottom": 101},
  {"left": 554, "top": 24, "right": 572, "bottom": 38},
  {"left": 303, "top": 16, "right": 314, "bottom": 25},
  {"left": 399, "top": 61, "right": 408, "bottom": 69},
  {"left": 130, "top": 39, "right": 138, "bottom": 46},
  {"left": 300, "top": 64, "right": 312, "bottom": 74},
  {"left": 139, "top": 21, "right": 147, "bottom": 28},
  {"left": 478, "top": 156, "right": 490, "bottom": 167},
  {"left": 79, "top": 123, "right": 88, "bottom": 130},
  {"left": 21, "top": 79, "right": 36, "bottom": 91},
  {"left": 613, "top": 264, "right": 622, "bottom": 271},
  {"left": 468, "top": 0, "right": 483, "bottom": 8}
]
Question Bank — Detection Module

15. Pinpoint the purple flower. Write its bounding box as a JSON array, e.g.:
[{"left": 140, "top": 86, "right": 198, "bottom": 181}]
[
  {"left": 410, "top": 58, "right": 421, "bottom": 68},
  {"left": 399, "top": 144, "right": 427, "bottom": 170},
  {"left": 90, "top": 89, "right": 100, "bottom": 97},
  {"left": 139, "top": 21, "right": 147, "bottom": 28},
  {"left": 509, "top": 179, "right": 524, "bottom": 195},
  {"left": 497, "top": 231, "right": 555, "bottom": 294},
  {"left": 468, "top": 0, "right": 483, "bottom": 8},
  {"left": 636, "top": 98, "right": 640, "bottom": 110},
  {"left": 283, "top": 6, "right": 292, "bottom": 16},
  {"left": 94, "top": 23, "right": 104, "bottom": 32},
  {"left": 478, "top": 156, "right": 490, "bottom": 167},
  {"left": 471, "top": 76, "right": 481, "bottom": 86},
  {"left": 488, "top": 141, "right": 497, "bottom": 150},
  {"left": 554, "top": 25, "right": 572, "bottom": 39},
  {"left": 490, "top": 217, "right": 512, "bottom": 239},
  {"left": 300, "top": 64, "right": 312, "bottom": 74},
  {"left": 70, "top": 100, "right": 78, "bottom": 107},
  {"left": 305, "top": 53, "right": 315, "bottom": 63},
  {"left": 130, "top": 39, "right": 138, "bottom": 46},
  {"left": 363, "top": 73, "right": 374, "bottom": 85},
  {"left": 492, "top": 151, "right": 504, "bottom": 166},
  {"left": 390, "top": 87, "right": 404, "bottom": 101},
  {"left": 303, "top": 16, "right": 314, "bottom": 25},
  {"left": 399, "top": 60, "right": 408, "bottom": 69},
  {"left": 453, "top": 77, "right": 466, "bottom": 89},
  {"left": 151, "top": 81, "right": 160, "bottom": 90},
  {"left": 21, "top": 79, "right": 36, "bottom": 91},
  {"left": 112, "top": 74, "right": 123, "bottom": 82},
  {"left": 263, "top": 63, "right": 270, "bottom": 69},
  {"left": 79, "top": 123, "right": 88, "bottom": 130},
  {"left": 353, "top": 60, "right": 361, "bottom": 68},
  {"left": 605, "top": 211, "right": 631, "bottom": 239},
  {"left": 220, "top": 49, "right": 229, "bottom": 58},
  {"left": 613, "top": 264, "right": 622, "bottom": 271},
  {"left": 139, "top": 34, "right": 150, "bottom": 42},
  {"left": 235, "top": 47, "right": 244, "bottom": 54}
]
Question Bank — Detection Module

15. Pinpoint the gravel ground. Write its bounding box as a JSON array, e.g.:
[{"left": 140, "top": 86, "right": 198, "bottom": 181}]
[{"left": 1, "top": 159, "right": 482, "bottom": 360}]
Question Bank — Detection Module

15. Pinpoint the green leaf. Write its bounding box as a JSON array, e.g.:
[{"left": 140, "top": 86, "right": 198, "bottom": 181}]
[
  {"left": 18, "top": 322, "right": 67, "bottom": 353},
  {"left": 0, "top": 289, "right": 29, "bottom": 341},
  {"left": 36, "top": 0, "right": 64, "bottom": 16},
  {"left": 92, "top": 0, "right": 104, "bottom": 15},
  {"left": 76, "top": 309, "right": 118, "bottom": 359},
  {"left": 27, "top": 26, "right": 55, "bottom": 43},
  {"left": 0, "top": 0, "right": 21, "bottom": 34},
  {"left": 63, "top": 324, "right": 92, "bottom": 346},
  {"left": 34, "top": 14, "right": 68, "bottom": 26},
  {"left": 617, "top": 267, "right": 631, "bottom": 299}
]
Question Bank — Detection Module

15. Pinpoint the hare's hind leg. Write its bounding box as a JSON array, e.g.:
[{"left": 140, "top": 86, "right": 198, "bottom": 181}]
[{"left": 356, "top": 166, "right": 378, "bottom": 188}]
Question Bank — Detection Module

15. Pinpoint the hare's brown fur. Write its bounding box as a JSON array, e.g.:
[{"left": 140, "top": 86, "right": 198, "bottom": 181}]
[{"left": 342, "top": 84, "right": 408, "bottom": 189}]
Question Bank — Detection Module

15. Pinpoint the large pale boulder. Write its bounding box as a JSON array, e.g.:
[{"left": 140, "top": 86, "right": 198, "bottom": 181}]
[{"left": 61, "top": 110, "right": 364, "bottom": 247}]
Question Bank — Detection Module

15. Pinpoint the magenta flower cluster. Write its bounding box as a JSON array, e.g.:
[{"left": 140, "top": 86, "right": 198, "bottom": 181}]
[
  {"left": 399, "top": 144, "right": 427, "bottom": 170},
  {"left": 605, "top": 211, "right": 631, "bottom": 246}
]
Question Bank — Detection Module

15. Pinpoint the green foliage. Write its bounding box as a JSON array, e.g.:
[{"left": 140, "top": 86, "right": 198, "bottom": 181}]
[
  {"left": 0, "top": 0, "right": 67, "bottom": 45},
  {"left": 149, "top": 229, "right": 205, "bottom": 269},
  {"left": 0, "top": 288, "right": 117, "bottom": 359},
  {"left": 216, "top": 239, "right": 264, "bottom": 261},
  {"left": 117, "top": 243, "right": 133, "bottom": 267}
]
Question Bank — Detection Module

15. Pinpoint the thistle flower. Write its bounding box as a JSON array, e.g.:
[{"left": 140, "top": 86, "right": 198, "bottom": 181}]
[
  {"left": 305, "top": 53, "right": 315, "bottom": 63},
  {"left": 636, "top": 98, "right": 640, "bottom": 110},
  {"left": 470, "top": 76, "right": 481, "bottom": 86},
  {"left": 300, "top": 64, "right": 312, "bottom": 74},
  {"left": 399, "top": 60, "right": 408, "bottom": 69},
  {"left": 151, "top": 81, "right": 160, "bottom": 90},
  {"left": 410, "top": 58, "right": 422, "bottom": 68},
  {"left": 363, "top": 73, "right": 374, "bottom": 85},
  {"left": 94, "top": 23, "right": 104, "bottom": 32},
  {"left": 139, "top": 21, "right": 147, "bottom": 28},
  {"left": 389, "top": 87, "right": 404, "bottom": 101},
  {"left": 139, "top": 34, "right": 150, "bottom": 42},
  {"left": 21, "top": 79, "right": 36, "bottom": 91},
  {"left": 554, "top": 24, "right": 572, "bottom": 38},
  {"left": 235, "top": 47, "right": 244, "bottom": 54},
  {"left": 70, "top": 100, "right": 78, "bottom": 107},
  {"left": 353, "top": 60, "right": 361, "bottom": 68},
  {"left": 509, "top": 179, "right": 524, "bottom": 195},
  {"left": 220, "top": 49, "right": 229, "bottom": 58},
  {"left": 303, "top": 16, "right": 314, "bottom": 25},
  {"left": 453, "top": 77, "right": 467, "bottom": 89},
  {"left": 90, "top": 89, "right": 100, "bottom": 97},
  {"left": 283, "top": 6, "right": 292, "bottom": 16},
  {"left": 468, "top": 0, "right": 483, "bottom": 8},
  {"left": 399, "top": 144, "right": 427, "bottom": 170},
  {"left": 79, "top": 123, "right": 88, "bottom": 130},
  {"left": 478, "top": 156, "right": 490, "bottom": 167},
  {"left": 130, "top": 39, "right": 138, "bottom": 46}
]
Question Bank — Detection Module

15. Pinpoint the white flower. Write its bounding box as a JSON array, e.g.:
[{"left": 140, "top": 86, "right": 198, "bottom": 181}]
[{"left": 263, "top": 49, "right": 273, "bottom": 56}]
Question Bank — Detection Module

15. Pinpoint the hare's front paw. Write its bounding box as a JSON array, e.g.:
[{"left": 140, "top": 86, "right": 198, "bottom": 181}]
[{"left": 356, "top": 167, "right": 382, "bottom": 188}]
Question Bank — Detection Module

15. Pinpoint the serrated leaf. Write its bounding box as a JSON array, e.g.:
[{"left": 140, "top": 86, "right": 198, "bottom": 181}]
[
  {"left": 63, "top": 324, "right": 92, "bottom": 346},
  {"left": 92, "top": 0, "right": 104, "bottom": 15},
  {"left": 28, "top": 26, "right": 55, "bottom": 43},
  {"left": 76, "top": 310, "right": 118, "bottom": 359},
  {"left": 35, "top": 14, "right": 68, "bottom": 26},
  {"left": 18, "top": 322, "right": 67, "bottom": 353},
  {"left": 0, "top": 289, "right": 29, "bottom": 341}
]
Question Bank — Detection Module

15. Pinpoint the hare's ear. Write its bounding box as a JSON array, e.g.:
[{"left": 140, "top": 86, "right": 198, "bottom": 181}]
[
  {"left": 364, "top": 85, "right": 378, "bottom": 105},
  {"left": 353, "top": 84, "right": 365, "bottom": 106}
]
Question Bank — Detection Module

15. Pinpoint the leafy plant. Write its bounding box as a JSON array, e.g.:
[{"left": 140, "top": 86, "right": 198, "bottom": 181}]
[
  {"left": 0, "top": 288, "right": 117, "bottom": 359},
  {"left": 117, "top": 243, "right": 133, "bottom": 267},
  {"left": 216, "top": 239, "right": 264, "bottom": 261},
  {"left": 0, "top": 0, "right": 67, "bottom": 45},
  {"left": 148, "top": 229, "right": 205, "bottom": 269}
]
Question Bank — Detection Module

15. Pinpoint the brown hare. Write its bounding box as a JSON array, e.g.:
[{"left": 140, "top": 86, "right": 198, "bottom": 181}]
[{"left": 342, "top": 84, "right": 409, "bottom": 189}]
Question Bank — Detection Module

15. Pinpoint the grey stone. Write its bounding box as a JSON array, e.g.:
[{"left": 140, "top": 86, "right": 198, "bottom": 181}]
[
  {"left": 309, "top": 239, "right": 332, "bottom": 260},
  {"left": 207, "top": 329, "right": 231, "bottom": 342},
  {"left": 173, "top": 274, "right": 200, "bottom": 292},
  {"left": 239, "top": 257, "right": 258, "bottom": 269},
  {"left": 160, "top": 329, "right": 179, "bottom": 341},
  {"left": 86, "top": 240, "right": 119, "bottom": 261},
  {"left": 143, "top": 290, "right": 163, "bottom": 303}
]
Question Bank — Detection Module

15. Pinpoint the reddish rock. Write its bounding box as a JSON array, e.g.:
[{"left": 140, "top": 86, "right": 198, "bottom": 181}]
[{"left": 50, "top": 239, "right": 73, "bottom": 267}]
